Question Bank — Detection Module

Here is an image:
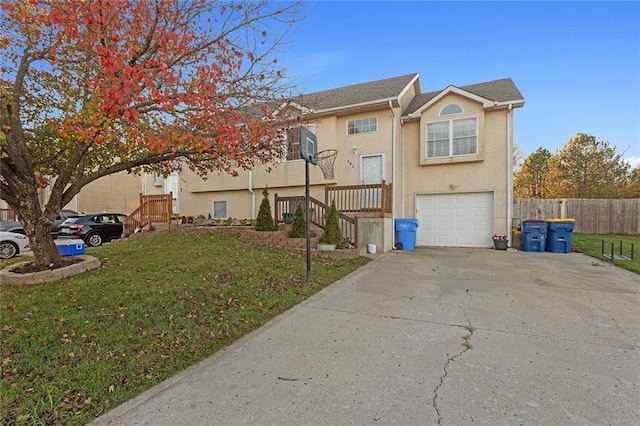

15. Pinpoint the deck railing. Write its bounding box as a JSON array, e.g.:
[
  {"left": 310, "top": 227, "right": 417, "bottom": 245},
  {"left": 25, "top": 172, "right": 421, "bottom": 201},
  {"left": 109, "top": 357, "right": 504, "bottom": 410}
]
[
  {"left": 0, "top": 208, "right": 16, "bottom": 222},
  {"left": 123, "top": 193, "right": 173, "bottom": 235},
  {"left": 274, "top": 194, "right": 357, "bottom": 246},
  {"left": 325, "top": 181, "right": 392, "bottom": 216}
]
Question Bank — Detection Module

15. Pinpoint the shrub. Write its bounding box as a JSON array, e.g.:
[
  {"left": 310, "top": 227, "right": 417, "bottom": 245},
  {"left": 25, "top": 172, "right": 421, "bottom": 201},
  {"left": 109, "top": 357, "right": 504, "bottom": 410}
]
[
  {"left": 254, "top": 188, "right": 275, "bottom": 231},
  {"left": 289, "top": 204, "right": 307, "bottom": 238},
  {"left": 320, "top": 201, "right": 343, "bottom": 246}
]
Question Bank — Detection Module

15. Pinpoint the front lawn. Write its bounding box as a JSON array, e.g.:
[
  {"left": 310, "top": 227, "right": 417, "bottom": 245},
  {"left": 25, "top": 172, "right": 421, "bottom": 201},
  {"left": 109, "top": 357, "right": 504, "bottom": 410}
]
[
  {"left": 0, "top": 232, "right": 370, "bottom": 425},
  {"left": 572, "top": 233, "right": 639, "bottom": 274}
]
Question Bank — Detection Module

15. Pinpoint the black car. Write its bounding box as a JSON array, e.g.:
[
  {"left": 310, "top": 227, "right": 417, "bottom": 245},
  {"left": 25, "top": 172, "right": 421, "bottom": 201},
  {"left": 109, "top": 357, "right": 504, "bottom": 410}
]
[
  {"left": 58, "top": 213, "right": 127, "bottom": 246},
  {"left": 0, "top": 209, "right": 79, "bottom": 237},
  {"left": 51, "top": 209, "right": 80, "bottom": 237}
]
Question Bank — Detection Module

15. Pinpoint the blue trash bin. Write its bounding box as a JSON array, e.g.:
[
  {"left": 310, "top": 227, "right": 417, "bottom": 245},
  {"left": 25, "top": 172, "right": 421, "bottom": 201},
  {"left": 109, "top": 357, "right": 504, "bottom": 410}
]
[
  {"left": 521, "top": 220, "right": 548, "bottom": 252},
  {"left": 546, "top": 219, "right": 575, "bottom": 253},
  {"left": 395, "top": 218, "right": 419, "bottom": 251},
  {"left": 522, "top": 233, "right": 546, "bottom": 252}
]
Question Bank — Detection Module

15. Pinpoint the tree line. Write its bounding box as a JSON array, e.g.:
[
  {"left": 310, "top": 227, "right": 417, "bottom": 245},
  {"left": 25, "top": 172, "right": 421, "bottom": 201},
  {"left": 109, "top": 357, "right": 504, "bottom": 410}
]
[{"left": 514, "top": 132, "right": 639, "bottom": 199}]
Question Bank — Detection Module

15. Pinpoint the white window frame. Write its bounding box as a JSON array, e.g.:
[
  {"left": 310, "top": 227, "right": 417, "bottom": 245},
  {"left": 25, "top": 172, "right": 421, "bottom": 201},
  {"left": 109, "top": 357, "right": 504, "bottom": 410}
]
[
  {"left": 283, "top": 127, "right": 302, "bottom": 162},
  {"left": 277, "top": 127, "right": 311, "bottom": 163},
  {"left": 347, "top": 117, "right": 377, "bottom": 135},
  {"left": 212, "top": 200, "right": 228, "bottom": 219},
  {"left": 152, "top": 172, "right": 163, "bottom": 186},
  {"left": 439, "top": 103, "right": 463, "bottom": 116},
  {"left": 426, "top": 117, "right": 478, "bottom": 159}
]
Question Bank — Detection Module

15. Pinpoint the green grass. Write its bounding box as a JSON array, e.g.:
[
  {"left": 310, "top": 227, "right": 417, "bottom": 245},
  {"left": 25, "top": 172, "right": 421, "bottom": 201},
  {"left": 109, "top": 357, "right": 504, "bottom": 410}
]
[
  {"left": 0, "top": 232, "right": 370, "bottom": 425},
  {"left": 572, "top": 233, "right": 639, "bottom": 274}
]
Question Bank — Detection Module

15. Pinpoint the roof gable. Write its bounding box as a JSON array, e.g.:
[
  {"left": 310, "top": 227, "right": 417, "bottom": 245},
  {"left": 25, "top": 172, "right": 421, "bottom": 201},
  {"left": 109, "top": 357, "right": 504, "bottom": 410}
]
[{"left": 403, "top": 78, "right": 525, "bottom": 117}]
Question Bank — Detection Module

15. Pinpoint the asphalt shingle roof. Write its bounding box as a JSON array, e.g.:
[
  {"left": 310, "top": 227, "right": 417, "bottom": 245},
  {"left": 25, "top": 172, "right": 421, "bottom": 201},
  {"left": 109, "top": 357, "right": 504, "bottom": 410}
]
[
  {"left": 294, "top": 73, "right": 418, "bottom": 112},
  {"left": 282, "top": 74, "right": 524, "bottom": 117},
  {"left": 403, "top": 78, "right": 524, "bottom": 116}
]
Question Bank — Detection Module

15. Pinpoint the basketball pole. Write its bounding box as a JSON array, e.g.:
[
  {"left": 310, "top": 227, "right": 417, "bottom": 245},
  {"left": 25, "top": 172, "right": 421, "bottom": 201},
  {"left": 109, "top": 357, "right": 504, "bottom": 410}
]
[{"left": 305, "top": 158, "right": 311, "bottom": 281}]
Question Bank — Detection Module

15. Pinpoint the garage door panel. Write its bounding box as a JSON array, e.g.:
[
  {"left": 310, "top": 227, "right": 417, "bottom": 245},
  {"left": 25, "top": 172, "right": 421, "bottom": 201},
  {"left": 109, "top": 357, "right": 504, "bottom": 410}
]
[
  {"left": 456, "top": 222, "right": 470, "bottom": 232},
  {"left": 416, "top": 192, "right": 493, "bottom": 248},
  {"left": 455, "top": 209, "right": 470, "bottom": 218},
  {"left": 438, "top": 222, "right": 453, "bottom": 232}
]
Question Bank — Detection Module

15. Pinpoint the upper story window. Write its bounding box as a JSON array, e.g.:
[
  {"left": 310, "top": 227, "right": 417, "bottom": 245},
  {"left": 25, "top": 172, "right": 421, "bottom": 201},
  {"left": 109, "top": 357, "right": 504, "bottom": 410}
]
[
  {"left": 439, "top": 104, "right": 463, "bottom": 116},
  {"left": 426, "top": 117, "right": 477, "bottom": 158},
  {"left": 283, "top": 127, "right": 301, "bottom": 161},
  {"left": 347, "top": 117, "right": 377, "bottom": 135}
]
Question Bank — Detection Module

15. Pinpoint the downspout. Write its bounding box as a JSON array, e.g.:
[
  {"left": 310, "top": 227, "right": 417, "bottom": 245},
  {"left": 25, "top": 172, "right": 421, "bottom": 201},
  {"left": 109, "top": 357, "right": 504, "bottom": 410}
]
[
  {"left": 248, "top": 170, "right": 256, "bottom": 218},
  {"left": 506, "top": 103, "right": 513, "bottom": 246},
  {"left": 389, "top": 100, "right": 397, "bottom": 249},
  {"left": 401, "top": 118, "right": 405, "bottom": 218}
]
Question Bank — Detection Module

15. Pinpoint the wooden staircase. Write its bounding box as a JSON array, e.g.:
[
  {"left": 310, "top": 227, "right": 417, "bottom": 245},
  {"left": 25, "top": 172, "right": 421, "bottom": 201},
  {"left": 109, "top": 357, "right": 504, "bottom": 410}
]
[
  {"left": 123, "top": 194, "right": 172, "bottom": 236},
  {"left": 274, "top": 195, "right": 357, "bottom": 247}
]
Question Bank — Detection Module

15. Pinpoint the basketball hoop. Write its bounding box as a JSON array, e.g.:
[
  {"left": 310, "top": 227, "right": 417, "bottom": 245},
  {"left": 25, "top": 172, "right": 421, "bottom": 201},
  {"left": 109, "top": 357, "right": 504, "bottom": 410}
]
[{"left": 314, "top": 149, "right": 338, "bottom": 180}]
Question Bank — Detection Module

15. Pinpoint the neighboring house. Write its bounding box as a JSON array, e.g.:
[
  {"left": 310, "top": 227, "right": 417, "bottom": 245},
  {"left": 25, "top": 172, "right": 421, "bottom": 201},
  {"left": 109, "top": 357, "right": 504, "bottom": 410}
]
[
  {"left": 1, "top": 171, "right": 142, "bottom": 217},
  {"left": 143, "top": 73, "right": 525, "bottom": 251},
  {"left": 60, "top": 172, "right": 142, "bottom": 214}
]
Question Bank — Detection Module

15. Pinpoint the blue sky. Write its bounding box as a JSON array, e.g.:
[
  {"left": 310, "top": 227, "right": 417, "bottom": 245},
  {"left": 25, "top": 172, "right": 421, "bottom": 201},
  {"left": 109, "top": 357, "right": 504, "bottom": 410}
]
[{"left": 282, "top": 1, "right": 640, "bottom": 168}]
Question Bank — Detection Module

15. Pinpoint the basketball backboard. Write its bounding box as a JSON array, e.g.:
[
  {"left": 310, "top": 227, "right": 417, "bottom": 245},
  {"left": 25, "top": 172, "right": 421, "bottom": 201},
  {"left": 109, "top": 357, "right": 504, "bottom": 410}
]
[{"left": 299, "top": 126, "right": 318, "bottom": 165}]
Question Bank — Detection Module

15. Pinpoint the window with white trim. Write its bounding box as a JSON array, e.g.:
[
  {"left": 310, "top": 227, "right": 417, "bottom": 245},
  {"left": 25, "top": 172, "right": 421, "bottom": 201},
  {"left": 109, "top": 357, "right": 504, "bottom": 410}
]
[
  {"left": 426, "top": 117, "right": 477, "bottom": 158},
  {"left": 212, "top": 200, "right": 228, "bottom": 219},
  {"left": 284, "top": 127, "right": 301, "bottom": 161},
  {"left": 439, "top": 104, "right": 463, "bottom": 116},
  {"left": 347, "top": 117, "right": 377, "bottom": 135}
]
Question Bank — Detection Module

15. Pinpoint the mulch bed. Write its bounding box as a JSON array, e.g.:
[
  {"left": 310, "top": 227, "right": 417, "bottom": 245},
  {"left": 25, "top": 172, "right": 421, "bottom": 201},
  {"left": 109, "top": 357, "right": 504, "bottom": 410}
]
[{"left": 9, "top": 258, "right": 84, "bottom": 274}]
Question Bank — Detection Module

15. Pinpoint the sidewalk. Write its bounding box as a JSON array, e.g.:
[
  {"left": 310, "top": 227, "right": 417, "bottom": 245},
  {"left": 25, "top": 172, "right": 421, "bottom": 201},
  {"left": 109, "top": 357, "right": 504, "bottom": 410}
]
[{"left": 92, "top": 248, "right": 640, "bottom": 425}]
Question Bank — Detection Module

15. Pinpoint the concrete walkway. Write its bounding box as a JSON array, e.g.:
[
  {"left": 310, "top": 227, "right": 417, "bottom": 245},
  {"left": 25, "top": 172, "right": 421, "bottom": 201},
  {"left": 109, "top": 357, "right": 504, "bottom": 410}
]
[{"left": 92, "top": 248, "right": 640, "bottom": 425}]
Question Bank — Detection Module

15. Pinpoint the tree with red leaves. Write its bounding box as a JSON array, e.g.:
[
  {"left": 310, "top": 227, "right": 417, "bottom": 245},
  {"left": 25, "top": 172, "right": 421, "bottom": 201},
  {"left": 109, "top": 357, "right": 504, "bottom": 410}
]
[{"left": 0, "top": 0, "right": 303, "bottom": 267}]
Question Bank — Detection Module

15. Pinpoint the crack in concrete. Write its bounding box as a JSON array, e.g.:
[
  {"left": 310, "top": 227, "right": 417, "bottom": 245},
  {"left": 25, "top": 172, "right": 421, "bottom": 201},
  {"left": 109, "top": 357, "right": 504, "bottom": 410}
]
[
  {"left": 432, "top": 292, "right": 475, "bottom": 425},
  {"left": 304, "top": 305, "right": 636, "bottom": 350}
]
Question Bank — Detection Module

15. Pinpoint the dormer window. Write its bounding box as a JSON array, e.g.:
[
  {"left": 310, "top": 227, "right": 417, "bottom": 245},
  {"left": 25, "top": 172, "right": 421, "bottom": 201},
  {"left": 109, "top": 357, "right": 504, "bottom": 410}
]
[{"left": 439, "top": 104, "right": 463, "bottom": 116}]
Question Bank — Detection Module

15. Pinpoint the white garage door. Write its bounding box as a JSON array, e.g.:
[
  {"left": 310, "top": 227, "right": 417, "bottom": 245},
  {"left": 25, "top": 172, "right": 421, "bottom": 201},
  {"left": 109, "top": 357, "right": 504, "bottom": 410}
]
[{"left": 416, "top": 192, "right": 494, "bottom": 248}]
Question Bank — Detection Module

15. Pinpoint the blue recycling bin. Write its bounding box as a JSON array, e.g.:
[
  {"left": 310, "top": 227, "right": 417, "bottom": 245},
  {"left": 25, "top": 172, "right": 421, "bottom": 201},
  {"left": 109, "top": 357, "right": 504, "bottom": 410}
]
[
  {"left": 521, "top": 220, "right": 548, "bottom": 235},
  {"left": 522, "top": 233, "right": 546, "bottom": 252},
  {"left": 521, "top": 220, "right": 547, "bottom": 252},
  {"left": 546, "top": 219, "right": 575, "bottom": 253},
  {"left": 395, "top": 218, "right": 419, "bottom": 251}
]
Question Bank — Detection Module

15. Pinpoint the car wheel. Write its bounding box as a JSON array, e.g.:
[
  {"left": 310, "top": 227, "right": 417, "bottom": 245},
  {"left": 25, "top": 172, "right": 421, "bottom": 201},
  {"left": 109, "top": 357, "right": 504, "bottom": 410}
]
[
  {"left": 86, "top": 233, "right": 104, "bottom": 247},
  {"left": 0, "top": 241, "right": 18, "bottom": 259}
]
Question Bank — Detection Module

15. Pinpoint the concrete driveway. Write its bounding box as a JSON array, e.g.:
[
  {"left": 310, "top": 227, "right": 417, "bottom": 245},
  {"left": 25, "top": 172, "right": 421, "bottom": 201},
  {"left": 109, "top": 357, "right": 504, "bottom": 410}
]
[{"left": 92, "top": 248, "right": 640, "bottom": 425}]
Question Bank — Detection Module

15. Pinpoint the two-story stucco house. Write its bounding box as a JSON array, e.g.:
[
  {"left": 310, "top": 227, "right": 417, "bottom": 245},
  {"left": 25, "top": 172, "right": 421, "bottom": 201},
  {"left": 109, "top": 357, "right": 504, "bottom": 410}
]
[{"left": 142, "top": 73, "right": 525, "bottom": 252}]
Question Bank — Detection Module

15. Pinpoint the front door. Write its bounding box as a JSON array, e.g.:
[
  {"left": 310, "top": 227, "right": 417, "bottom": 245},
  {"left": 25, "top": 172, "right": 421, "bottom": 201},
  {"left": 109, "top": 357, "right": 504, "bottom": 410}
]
[
  {"left": 165, "top": 174, "right": 179, "bottom": 214},
  {"left": 359, "top": 154, "right": 384, "bottom": 209}
]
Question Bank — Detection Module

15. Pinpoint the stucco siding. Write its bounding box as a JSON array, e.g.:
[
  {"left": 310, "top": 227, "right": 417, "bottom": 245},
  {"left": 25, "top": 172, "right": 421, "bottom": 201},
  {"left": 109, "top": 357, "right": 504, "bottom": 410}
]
[
  {"left": 64, "top": 172, "right": 142, "bottom": 214},
  {"left": 402, "top": 95, "right": 511, "bottom": 236},
  {"left": 176, "top": 185, "right": 328, "bottom": 220},
  {"left": 137, "top": 74, "right": 522, "bottom": 248}
]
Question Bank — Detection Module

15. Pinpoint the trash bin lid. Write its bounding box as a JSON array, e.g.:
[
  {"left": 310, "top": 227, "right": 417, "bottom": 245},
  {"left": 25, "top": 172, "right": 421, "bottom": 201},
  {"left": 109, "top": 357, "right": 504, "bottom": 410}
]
[
  {"left": 395, "top": 218, "right": 419, "bottom": 225},
  {"left": 547, "top": 218, "right": 575, "bottom": 222},
  {"left": 523, "top": 220, "right": 546, "bottom": 223}
]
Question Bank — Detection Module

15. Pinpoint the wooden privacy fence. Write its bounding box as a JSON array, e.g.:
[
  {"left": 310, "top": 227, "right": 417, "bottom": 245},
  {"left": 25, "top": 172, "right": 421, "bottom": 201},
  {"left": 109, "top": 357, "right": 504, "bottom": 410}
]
[{"left": 513, "top": 198, "right": 639, "bottom": 234}]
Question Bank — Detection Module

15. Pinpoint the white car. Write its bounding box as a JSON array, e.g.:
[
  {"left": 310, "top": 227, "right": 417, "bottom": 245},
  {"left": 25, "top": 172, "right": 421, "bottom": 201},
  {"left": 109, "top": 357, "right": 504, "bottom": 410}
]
[{"left": 0, "top": 231, "right": 31, "bottom": 259}]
